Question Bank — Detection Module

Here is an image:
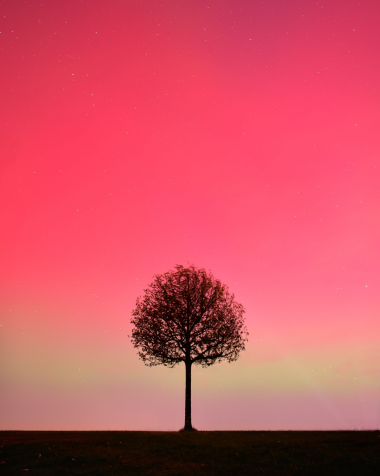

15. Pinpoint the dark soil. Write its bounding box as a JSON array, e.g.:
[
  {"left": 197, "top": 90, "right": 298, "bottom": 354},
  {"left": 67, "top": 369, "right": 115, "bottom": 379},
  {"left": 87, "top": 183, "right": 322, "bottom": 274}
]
[{"left": 0, "top": 430, "right": 379, "bottom": 475}]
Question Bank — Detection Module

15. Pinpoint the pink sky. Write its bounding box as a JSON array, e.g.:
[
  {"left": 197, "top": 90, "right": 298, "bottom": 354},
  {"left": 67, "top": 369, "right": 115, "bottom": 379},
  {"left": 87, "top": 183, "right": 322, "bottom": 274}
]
[{"left": 1, "top": 0, "right": 379, "bottom": 430}]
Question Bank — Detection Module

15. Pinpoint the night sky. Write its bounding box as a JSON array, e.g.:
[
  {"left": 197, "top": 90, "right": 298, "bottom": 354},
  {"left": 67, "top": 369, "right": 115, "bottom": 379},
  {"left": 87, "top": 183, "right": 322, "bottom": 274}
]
[{"left": 1, "top": 0, "right": 380, "bottom": 430}]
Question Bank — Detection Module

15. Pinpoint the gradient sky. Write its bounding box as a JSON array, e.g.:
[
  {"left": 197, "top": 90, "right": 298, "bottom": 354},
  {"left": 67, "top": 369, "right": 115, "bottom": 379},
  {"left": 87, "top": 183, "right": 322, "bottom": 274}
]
[{"left": 1, "top": 0, "right": 380, "bottom": 430}]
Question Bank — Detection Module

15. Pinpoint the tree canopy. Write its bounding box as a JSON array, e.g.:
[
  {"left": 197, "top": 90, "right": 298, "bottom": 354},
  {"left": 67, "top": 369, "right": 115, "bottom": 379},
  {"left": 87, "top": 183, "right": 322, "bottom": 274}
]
[{"left": 130, "top": 264, "right": 248, "bottom": 368}]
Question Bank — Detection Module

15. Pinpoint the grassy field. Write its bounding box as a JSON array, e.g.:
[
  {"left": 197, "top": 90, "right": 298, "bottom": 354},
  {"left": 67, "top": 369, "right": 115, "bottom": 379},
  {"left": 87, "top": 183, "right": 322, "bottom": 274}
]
[{"left": 0, "top": 430, "right": 379, "bottom": 475}]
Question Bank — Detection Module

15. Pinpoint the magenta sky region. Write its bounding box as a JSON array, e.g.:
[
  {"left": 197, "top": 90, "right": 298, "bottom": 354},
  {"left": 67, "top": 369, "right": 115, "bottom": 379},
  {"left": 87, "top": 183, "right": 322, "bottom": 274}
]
[{"left": 1, "top": 0, "right": 380, "bottom": 430}]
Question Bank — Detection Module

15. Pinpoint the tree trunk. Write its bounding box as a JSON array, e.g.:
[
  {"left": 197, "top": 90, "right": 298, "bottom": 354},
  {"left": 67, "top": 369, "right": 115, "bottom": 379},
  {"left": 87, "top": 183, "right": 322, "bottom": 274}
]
[{"left": 184, "top": 360, "right": 193, "bottom": 430}]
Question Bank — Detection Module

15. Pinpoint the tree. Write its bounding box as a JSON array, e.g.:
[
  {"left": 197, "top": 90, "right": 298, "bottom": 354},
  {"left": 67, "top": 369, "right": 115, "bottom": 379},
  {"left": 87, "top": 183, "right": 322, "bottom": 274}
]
[{"left": 130, "top": 264, "right": 248, "bottom": 431}]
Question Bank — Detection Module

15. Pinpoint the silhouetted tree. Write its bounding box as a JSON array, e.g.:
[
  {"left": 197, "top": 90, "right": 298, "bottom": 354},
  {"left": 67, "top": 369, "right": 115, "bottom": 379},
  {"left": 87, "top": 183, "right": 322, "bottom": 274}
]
[{"left": 130, "top": 264, "right": 248, "bottom": 431}]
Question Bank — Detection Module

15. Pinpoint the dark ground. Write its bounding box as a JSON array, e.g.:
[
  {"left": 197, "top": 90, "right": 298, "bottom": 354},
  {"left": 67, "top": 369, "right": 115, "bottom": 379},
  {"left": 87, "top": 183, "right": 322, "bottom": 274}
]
[{"left": 0, "top": 430, "right": 379, "bottom": 475}]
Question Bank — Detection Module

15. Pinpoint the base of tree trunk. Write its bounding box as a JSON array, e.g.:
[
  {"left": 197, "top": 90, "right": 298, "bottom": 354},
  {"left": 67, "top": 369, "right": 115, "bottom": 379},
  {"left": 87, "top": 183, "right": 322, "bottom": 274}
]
[{"left": 179, "top": 426, "right": 198, "bottom": 432}]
